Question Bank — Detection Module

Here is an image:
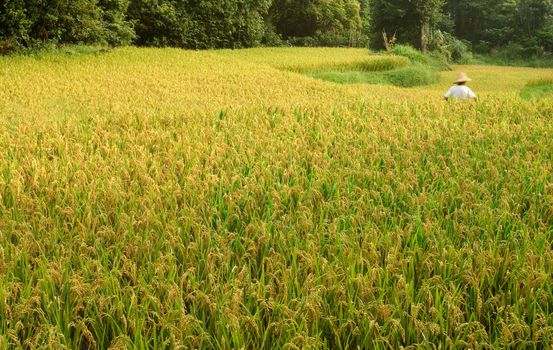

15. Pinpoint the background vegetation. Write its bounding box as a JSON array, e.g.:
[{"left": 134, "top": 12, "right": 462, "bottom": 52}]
[{"left": 1, "top": 0, "right": 553, "bottom": 61}]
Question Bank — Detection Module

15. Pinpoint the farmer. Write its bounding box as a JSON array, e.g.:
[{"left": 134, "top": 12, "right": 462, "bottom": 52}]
[{"left": 444, "top": 72, "right": 477, "bottom": 101}]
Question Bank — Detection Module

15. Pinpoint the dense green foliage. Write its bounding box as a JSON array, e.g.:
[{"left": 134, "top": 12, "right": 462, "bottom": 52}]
[
  {"left": 371, "top": 0, "right": 553, "bottom": 57},
  {"left": 370, "top": 0, "right": 445, "bottom": 50},
  {"left": 472, "top": 53, "right": 553, "bottom": 68},
  {"left": 128, "top": 0, "right": 271, "bottom": 49},
  {"left": 0, "top": 0, "right": 133, "bottom": 53},
  {"left": 307, "top": 64, "right": 440, "bottom": 87},
  {"left": 0, "top": 0, "right": 272, "bottom": 52},
  {"left": 305, "top": 45, "right": 443, "bottom": 87},
  {"left": 268, "top": 0, "right": 364, "bottom": 46},
  {"left": 446, "top": 0, "right": 553, "bottom": 55},
  {"left": 2, "top": 0, "right": 553, "bottom": 56}
]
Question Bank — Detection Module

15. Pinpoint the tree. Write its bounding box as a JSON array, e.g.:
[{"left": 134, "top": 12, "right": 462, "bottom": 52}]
[
  {"left": 371, "top": 0, "right": 444, "bottom": 50},
  {"left": 0, "top": 0, "right": 32, "bottom": 52},
  {"left": 2, "top": 0, "right": 553, "bottom": 54},
  {"left": 268, "top": 0, "right": 363, "bottom": 45},
  {"left": 413, "top": 0, "right": 445, "bottom": 51},
  {"left": 24, "top": 0, "right": 104, "bottom": 45},
  {"left": 359, "top": 0, "right": 371, "bottom": 43},
  {"left": 183, "top": 0, "right": 272, "bottom": 49},
  {"left": 445, "top": 0, "right": 553, "bottom": 53},
  {"left": 127, "top": 0, "right": 187, "bottom": 47},
  {"left": 1, "top": 0, "right": 134, "bottom": 53},
  {"left": 98, "top": 0, "right": 135, "bottom": 46},
  {"left": 128, "top": 0, "right": 271, "bottom": 49}
]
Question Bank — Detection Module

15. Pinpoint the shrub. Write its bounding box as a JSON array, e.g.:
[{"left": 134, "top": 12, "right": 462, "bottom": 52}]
[
  {"left": 388, "top": 44, "right": 428, "bottom": 64},
  {"left": 427, "top": 30, "right": 472, "bottom": 64},
  {"left": 537, "top": 24, "right": 553, "bottom": 53},
  {"left": 260, "top": 22, "right": 284, "bottom": 46},
  {"left": 388, "top": 44, "right": 450, "bottom": 70},
  {"left": 385, "top": 64, "right": 440, "bottom": 87},
  {"left": 286, "top": 36, "right": 318, "bottom": 47}
]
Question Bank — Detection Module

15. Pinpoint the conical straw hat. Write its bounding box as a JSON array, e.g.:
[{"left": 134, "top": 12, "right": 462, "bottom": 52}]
[{"left": 454, "top": 72, "right": 472, "bottom": 84}]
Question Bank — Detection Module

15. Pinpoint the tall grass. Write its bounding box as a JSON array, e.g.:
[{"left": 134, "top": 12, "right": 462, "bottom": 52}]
[
  {"left": 306, "top": 65, "right": 440, "bottom": 88},
  {"left": 302, "top": 46, "right": 443, "bottom": 88},
  {"left": 214, "top": 47, "right": 408, "bottom": 72},
  {"left": 0, "top": 47, "right": 552, "bottom": 349},
  {"left": 520, "top": 78, "right": 553, "bottom": 100}
]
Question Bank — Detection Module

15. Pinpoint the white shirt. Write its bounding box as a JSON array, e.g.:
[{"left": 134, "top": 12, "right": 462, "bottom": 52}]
[{"left": 444, "top": 85, "right": 477, "bottom": 100}]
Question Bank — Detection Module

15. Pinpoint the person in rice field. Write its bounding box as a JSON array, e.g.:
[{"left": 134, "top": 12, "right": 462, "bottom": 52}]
[{"left": 444, "top": 72, "right": 477, "bottom": 101}]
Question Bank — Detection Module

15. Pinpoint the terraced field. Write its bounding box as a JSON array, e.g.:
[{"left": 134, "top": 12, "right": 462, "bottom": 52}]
[{"left": 0, "top": 47, "right": 552, "bottom": 349}]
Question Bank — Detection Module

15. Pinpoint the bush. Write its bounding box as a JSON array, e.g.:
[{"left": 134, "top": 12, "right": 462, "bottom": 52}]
[
  {"left": 388, "top": 45, "right": 428, "bottom": 64},
  {"left": 476, "top": 40, "right": 548, "bottom": 62},
  {"left": 286, "top": 36, "right": 318, "bottom": 47},
  {"left": 99, "top": 0, "right": 135, "bottom": 46},
  {"left": 427, "top": 30, "right": 472, "bottom": 64},
  {"left": 448, "top": 39, "right": 473, "bottom": 63},
  {"left": 260, "top": 22, "right": 284, "bottom": 46},
  {"left": 0, "top": 37, "right": 21, "bottom": 55},
  {"left": 388, "top": 44, "right": 450, "bottom": 70},
  {"left": 313, "top": 30, "right": 368, "bottom": 47},
  {"left": 284, "top": 31, "right": 368, "bottom": 48},
  {"left": 500, "top": 43, "right": 531, "bottom": 59},
  {"left": 0, "top": 0, "right": 134, "bottom": 54},
  {"left": 385, "top": 64, "right": 440, "bottom": 87},
  {"left": 537, "top": 24, "right": 553, "bottom": 53},
  {"left": 473, "top": 41, "right": 492, "bottom": 53}
]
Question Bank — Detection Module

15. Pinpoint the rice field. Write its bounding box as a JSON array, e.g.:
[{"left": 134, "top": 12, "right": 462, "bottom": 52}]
[{"left": 0, "top": 47, "right": 552, "bottom": 349}]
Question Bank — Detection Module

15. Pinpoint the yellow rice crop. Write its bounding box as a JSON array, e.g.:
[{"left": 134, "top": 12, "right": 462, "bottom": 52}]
[
  {"left": 0, "top": 47, "right": 552, "bottom": 349},
  {"left": 214, "top": 47, "right": 408, "bottom": 71}
]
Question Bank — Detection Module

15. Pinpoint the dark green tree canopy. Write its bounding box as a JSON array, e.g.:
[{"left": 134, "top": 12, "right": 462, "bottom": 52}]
[
  {"left": 446, "top": 0, "right": 553, "bottom": 53},
  {"left": 370, "top": 0, "right": 445, "bottom": 50},
  {"left": 268, "top": 0, "right": 361, "bottom": 39},
  {"left": 1, "top": 0, "right": 553, "bottom": 55}
]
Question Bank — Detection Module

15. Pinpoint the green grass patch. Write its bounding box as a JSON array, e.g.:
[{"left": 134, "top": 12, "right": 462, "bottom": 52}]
[
  {"left": 285, "top": 56, "right": 409, "bottom": 73},
  {"left": 389, "top": 45, "right": 451, "bottom": 71},
  {"left": 305, "top": 46, "right": 443, "bottom": 88},
  {"left": 307, "top": 64, "right": 440, "bottom": 88},
  {"left": 520, "top": 79, "right": 553, "bottom": 100},
  {"left": 389, "top": 45, "right": 429, "bottom": 63},
  {"left": 306, "top": 70, "right": 388, "bottom": 85},
  {"left": 385, "top": 64, "right": 440, "bottom": 87}
]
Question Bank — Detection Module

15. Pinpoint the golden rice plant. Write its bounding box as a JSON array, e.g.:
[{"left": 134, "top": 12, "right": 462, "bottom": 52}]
[{"left": 0, "top": 47, "right": 552, "bottom": 349}]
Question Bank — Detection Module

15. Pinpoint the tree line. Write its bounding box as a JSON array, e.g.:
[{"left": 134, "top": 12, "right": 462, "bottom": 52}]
[{"left": 1, "top": 0, "right": 552, "bottom": 56}]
